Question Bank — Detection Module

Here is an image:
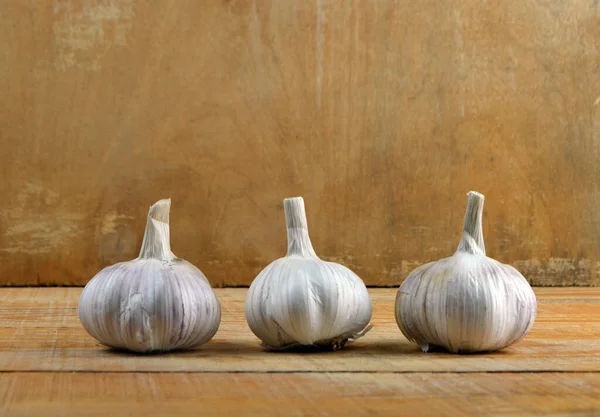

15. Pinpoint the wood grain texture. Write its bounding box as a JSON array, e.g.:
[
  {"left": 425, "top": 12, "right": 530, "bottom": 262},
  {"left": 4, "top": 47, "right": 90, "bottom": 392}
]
[
  {"left": 1, "top": 1, "right": 600, "bottom": 286},
  {"left": 1, "top": 288, "right": 600, "bottom": 372},
  {"left": 3, "top": 372, "right": 600, "bottom": 417},
  {"left": 2, "top": 287, "right": 600, "bottom": 416}
]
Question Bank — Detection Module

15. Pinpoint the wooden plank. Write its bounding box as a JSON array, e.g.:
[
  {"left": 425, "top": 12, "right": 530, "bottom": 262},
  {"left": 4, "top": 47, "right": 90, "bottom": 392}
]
[
  {"left": 1, "top": 288, "right": 600, "bottom": 372},
  {"left": 2, "top": 372, "right": 600, "bottom": 417},
  {"left": 1, "top": 1, "right": 600, "bottom": 287}
]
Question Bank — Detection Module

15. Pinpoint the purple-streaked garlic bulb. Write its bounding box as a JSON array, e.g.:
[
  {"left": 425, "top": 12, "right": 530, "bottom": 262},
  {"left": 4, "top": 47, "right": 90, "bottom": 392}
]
[
  {"left": 395, "top": 191, "right": 537, "bottom": 353},
  {"left": 245, "top": 197, "right": 372, "bottom": 351},
  {"left": 79, "top": 199, "right": 220, "bottom": 353}
]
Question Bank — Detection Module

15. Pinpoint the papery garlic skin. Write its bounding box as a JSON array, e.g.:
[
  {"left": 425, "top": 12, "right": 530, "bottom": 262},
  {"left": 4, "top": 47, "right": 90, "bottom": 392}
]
[
  {"left": 395, "top": 192, "right": 537, "bottom": 353},
  {"left": 78, "top": 199, "right": 221, "bottom": 353},
  {"left": 245, "top": 197, "right": 372, "bottom": 350}
]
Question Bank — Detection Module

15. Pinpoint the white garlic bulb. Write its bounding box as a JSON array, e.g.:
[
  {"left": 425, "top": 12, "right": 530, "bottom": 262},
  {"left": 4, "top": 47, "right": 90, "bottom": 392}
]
[
  {"left": 79, "top": 199, "right": 221, "bottom": 353},
  {"left": 395, "top": 191, "right": 537, "bottom": 353},
  {"left": 245, "top": 197, "right": 373, "bottom": 350}
]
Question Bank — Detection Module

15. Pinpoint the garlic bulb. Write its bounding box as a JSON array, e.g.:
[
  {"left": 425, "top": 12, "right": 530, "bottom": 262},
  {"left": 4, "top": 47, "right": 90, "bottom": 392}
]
[
  {"left": 245, "top": 197, "right": 373, "bottom": 350},
  {"left": 79, "top": 199, "right": 221, "bottom": 353},
  {"left": 395, "top": 191, "right": 537, "bottom": 353}
]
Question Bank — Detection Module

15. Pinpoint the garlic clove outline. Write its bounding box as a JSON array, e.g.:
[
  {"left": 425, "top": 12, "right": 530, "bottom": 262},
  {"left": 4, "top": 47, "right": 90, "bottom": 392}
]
[
  {"left": 78, "top": 199, "right": 221, "bottom": 353},
  {"left": 245, "top": 197, "right": 373, "bottom": 351},
  {"left": 395, "top": 191, "right": 537, "bottom": 353}
]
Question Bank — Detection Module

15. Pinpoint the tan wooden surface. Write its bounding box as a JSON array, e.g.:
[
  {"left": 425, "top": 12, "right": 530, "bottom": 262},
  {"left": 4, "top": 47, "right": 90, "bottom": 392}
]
[
  {"left": 2, "top": 288, "right": 600, "bottom": 372},
  {"left": 1, "top": 288, "right": 600, "bottom": 416},
  {"left": 1, "top": 1, "right": 600, "bottom": 287},
  {"left": 2, "top": 372, "right": 600, "bottom": 417}
]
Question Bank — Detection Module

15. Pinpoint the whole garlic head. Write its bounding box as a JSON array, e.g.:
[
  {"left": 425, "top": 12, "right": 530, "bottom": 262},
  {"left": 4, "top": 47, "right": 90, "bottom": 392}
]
[
  {"left": 79, "top": 199, "right": 221, "bottom": 353},
  {"left": 245, "top": 197, "right": 373, "bottom": 350},
  {"left": 395, "top": 191, "right": 537, "bottom": 353}
]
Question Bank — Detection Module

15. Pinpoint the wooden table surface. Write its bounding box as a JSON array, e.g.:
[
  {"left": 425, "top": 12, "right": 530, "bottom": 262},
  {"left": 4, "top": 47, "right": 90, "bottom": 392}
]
[{"left": 1, "top": 288, "right": 600, "bottom": 416}]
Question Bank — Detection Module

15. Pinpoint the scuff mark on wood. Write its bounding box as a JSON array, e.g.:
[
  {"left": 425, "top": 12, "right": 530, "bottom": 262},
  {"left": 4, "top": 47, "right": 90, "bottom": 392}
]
[
  {"left": 513, "top": 258, "right": 600, "bottom": 286},
  {"left": 53, "top": 0, "right": 134, "bottom": 71}
]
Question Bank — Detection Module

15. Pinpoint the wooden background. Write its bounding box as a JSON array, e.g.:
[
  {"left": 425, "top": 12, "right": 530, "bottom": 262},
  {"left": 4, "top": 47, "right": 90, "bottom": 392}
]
[{"left": 1, "top": 0, "right": 599, "bottom": 286}]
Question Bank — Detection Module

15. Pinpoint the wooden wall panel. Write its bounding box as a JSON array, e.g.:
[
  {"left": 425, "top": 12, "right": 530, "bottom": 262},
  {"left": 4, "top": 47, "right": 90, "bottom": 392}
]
[{"left": 0, "top": 0, "right": 599, "bottom": 286}]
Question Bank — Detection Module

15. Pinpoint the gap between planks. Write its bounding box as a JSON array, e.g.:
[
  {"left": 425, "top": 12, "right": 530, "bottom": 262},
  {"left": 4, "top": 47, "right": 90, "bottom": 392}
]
[{"left": 1, "top": 370, "right": 600, "bottom": 375}]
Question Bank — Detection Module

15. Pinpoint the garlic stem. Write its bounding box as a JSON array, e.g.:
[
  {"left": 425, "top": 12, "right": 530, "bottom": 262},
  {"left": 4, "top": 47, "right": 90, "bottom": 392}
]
[
  {"left": 457, "top": 191, "right": 486, "bottom": 255},
  {"left": 138, "top": 199, "right": 175, "bottom": 261},
  {"left": 284, "top": 197, "right": 317, "bottom": 258}
]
